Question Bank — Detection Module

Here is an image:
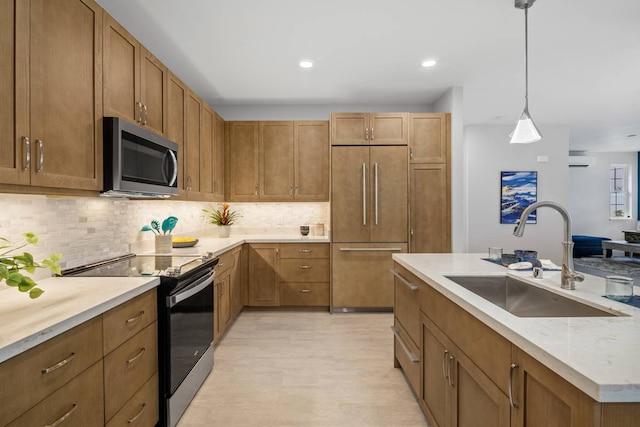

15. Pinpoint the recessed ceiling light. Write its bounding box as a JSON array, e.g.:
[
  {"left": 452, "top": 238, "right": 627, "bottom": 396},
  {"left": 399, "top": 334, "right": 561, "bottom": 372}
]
[
  {"left": 299, "top": 60, "right": 313, "bottom": 69},
  {"left": 421, "top": 59, "right": 437, "bottom": 68}
]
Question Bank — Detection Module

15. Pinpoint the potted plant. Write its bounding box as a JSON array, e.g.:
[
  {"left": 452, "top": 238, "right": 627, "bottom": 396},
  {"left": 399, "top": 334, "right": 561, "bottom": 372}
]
[
  {"left": 141, "top": 216, "right": 178, "bottom": 253},
  {"left": 0, "top": 232, "right": 62, "bottom": 299},
  {"left": 202, "top": 204, "right": 242, "bottom": 238}
]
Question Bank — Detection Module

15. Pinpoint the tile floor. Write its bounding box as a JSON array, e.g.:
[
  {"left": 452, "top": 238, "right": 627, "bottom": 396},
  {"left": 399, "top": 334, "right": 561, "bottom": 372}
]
[{"left": 177, "top": 310, "right": 429, "bottom": 427}]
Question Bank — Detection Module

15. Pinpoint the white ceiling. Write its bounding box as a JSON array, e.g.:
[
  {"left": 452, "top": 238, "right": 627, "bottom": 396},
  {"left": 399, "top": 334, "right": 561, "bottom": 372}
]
[{"left": 96, "top": 0, "right": 640, "bottom": 152}]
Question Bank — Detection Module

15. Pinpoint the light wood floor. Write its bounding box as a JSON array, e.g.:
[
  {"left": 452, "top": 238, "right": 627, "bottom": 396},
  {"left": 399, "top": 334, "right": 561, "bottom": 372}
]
[{"left": 178, "top": 310, "right": 429, "bottom": 427}]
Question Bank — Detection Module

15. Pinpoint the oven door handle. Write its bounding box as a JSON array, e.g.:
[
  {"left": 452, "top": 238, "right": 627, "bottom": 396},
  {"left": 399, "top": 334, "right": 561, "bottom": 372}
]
[{"left": 167, "top": 271, "right": 214, "bottom": 307}]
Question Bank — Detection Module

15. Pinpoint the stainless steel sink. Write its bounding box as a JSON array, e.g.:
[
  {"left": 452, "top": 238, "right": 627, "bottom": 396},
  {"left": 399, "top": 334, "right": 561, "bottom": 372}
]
[{"left": 444, "top": 275, "right": 624, "bottom": 317}]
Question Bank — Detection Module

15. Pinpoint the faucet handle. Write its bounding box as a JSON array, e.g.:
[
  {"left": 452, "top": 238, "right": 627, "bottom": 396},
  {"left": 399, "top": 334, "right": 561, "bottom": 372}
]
[{"left": 573, "top": 271, "right": 585, "bottom": 282}]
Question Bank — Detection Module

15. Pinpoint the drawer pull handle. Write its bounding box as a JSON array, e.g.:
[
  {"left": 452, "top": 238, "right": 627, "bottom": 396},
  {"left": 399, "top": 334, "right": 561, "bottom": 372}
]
[
  {"left": 442, "top": 350, "right": 449, "bottom": 380},
  {"left": 128, "top": 403, "right": 146, "bottom": 424},
  {"left": 390, "top": 326, "right": 419, "bottom": 363},
  {"left": 509, "top": 363, "right": 519, "bottom": 408},
  {"left": 45, "top": 403, "right": 78, "bottom": 427},
  {"left": 299, "top": 249, "right": 312, "bottom": 253},
  {"left": 299, "top": 289, "right": 312, "bottom": 293},
  {"left": 125, "top": 310, "right": 145, "bottom": 324},
  {"left": 42, "top": 352, "right": 76, "bottom": 374},
  {"left": 298, "top": 265, "right": 311, "bottom": 269},
  {"left": 390, "top": 269, "right": 418, "bottom": 291},
  {"left": 448, "top": 355, "right": 454, "bottom": 387},
  {"left": 339, "top": 247, "right": 402, "bottom": 252},
  {"left": 127, "top": 348, "right": 146, "bottom": 364}
]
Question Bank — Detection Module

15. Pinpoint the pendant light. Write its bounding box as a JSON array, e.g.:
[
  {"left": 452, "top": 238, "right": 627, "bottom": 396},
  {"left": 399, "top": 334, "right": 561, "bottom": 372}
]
[{"left": 510, "top": 0, "right": 542, "bottom": 144}]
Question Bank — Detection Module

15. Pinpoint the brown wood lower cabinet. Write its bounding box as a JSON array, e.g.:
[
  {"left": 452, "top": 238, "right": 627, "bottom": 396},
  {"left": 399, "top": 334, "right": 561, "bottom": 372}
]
[
  {"left": 214, "top": 245, "right": 244, "bottom": 344},
  {"left": 0, "top": 288, "right": 159, "bottom": 426},
  {"left": 393, "top": 262, "right": 640, "bottom": 427}
]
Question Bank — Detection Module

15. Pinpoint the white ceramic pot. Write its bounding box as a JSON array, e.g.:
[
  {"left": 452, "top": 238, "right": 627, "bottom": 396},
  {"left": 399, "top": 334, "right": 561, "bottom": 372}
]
[{"left": 219, "top": 225, "right": 231, "bottom": 238}]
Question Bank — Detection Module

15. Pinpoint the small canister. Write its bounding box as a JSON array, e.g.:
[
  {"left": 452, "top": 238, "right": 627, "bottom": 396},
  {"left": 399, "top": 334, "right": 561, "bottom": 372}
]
[{"left": 605, "top": 276, "right": 634, "bottom": 302}]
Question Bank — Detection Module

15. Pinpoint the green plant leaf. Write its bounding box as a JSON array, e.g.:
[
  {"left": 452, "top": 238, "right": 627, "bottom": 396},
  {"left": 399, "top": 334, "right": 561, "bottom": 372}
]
[
  {"left": 29, "top": 287, "right": 44, "bottom": 299},
  {"left": 6, "top": 271, "right": 23, "bottom": 287},
  {"left": 18, "top": 276, "right": 37, "bottom": 292},
  {"left": 0, "top": 264, "right": 8, "bottom": 279},
  {"left": 22, "top": 232, "right": 38, "bottom": 245}
]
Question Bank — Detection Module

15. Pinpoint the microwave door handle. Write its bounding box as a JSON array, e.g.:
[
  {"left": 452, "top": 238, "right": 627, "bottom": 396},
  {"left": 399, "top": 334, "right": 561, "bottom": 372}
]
[
  {"left": 167, "top": 150, "right": 178, "bottom": 186},
  {"left": 167, "top": 271, "right": 214, "bottom": 307}
]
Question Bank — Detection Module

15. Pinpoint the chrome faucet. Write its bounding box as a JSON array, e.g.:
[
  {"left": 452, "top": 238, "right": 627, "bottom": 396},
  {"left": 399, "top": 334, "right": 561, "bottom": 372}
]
[{"left": 512, "top": 201, "right": 584, "bottom": 290}]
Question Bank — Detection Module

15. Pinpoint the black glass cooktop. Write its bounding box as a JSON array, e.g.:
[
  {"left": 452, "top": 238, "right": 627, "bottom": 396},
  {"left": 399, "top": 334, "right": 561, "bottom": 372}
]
[{"left": 62, "top": 254, "right": 214, "bottom": 278}]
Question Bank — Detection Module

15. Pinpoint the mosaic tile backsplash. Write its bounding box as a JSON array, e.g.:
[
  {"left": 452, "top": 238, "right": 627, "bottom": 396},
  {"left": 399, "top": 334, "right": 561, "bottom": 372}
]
[{"left": 0, "top": 194, "right": 329, "bottom": 277}]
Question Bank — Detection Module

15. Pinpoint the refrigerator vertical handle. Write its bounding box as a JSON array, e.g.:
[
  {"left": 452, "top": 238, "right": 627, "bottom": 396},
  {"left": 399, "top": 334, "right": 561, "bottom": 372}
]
[
  {"left": 374, "top": 162, "right": 379, "bottom": 225},
  {"left": 362, "top": 163, "right": 367, "bottom": 226}
]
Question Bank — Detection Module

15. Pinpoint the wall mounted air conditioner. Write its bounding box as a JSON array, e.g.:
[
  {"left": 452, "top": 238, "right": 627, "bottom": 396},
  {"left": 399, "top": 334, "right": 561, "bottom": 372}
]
[{"left": 568, "top": 156, "right": 596, "bottom": 167}]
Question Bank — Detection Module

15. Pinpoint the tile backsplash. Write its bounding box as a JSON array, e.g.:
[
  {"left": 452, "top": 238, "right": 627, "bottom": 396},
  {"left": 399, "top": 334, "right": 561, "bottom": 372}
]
[{"left": 0, "top": 194, "right": 329, "bottom": 276}]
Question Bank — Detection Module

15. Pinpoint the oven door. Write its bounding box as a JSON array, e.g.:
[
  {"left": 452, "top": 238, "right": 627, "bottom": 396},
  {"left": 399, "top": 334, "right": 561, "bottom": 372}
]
[{"left": 167, "top": 270, "right": 214, "bottom": 394}]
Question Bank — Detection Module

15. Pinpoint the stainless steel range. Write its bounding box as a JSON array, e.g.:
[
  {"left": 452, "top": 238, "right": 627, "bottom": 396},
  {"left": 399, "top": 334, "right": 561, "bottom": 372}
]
[{"left": 62, "top": 253, "right": 218, "bottom": 427}]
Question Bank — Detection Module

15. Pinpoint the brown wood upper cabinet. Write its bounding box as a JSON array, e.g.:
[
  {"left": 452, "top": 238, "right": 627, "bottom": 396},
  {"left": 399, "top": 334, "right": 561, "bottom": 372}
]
[
  {"left": 103, "top": 13, "right": 168, "bottom": 136},
  {"left": 0, "top": 0, "right": 103, "bottom": 191},
  {"left": 408, "top": 113, "right": 449, "bottom": 163},
  {"left": 227, "top": 121, "right": 329, "bottom": 202},
  {"left": 331, "top": 113, "right": 408, "bottom": 146}
]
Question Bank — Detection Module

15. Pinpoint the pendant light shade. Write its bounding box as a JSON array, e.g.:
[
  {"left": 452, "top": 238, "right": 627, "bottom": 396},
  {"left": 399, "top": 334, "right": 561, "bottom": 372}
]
[{"left": 510, "top": 0, "right": 542, "bottom": 144}]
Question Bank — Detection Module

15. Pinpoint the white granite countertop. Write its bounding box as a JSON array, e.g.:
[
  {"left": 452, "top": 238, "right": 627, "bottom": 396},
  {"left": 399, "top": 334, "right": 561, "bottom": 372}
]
[
  {"left": 392, "top": 253, "right": 640, "bottom": 403},
  {"left": 0, "top": 276, "right": 159, "bottom": 363},
  {"left": 0, "top": 233, "right": 328, "bottom": 364}
]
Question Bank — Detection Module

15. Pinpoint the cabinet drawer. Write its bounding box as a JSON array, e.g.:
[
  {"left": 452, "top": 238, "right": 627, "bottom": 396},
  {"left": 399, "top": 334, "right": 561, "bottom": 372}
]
[
  {"left": 103, "top": 289, "right": 157, "bottom": 355},
  {"left": 279, "top": 243, "right": 329, "bottom": 259},
  {"left": 104, "top": 322, "right": 158, "bottom": 421},
  {"left": 7, "top": 360, "right": 104, "bottom": 427},
  {"left": 215, "top": 250, "right": 236, "bottom": 275},
  {"left": 106, "top": 372, "right": 159, "bottom": 427},
  {"left": 392, "top": 321, "right": 420, "bottom": 395},
  {"left": 280, "top": 282, "right": 329, "bottom": 306},
  {"left": 0, "top": 316, "right": 103, "bottom": 424},
  {"left": 393, "top": 263, "right": 420, "bottom": 345},
  {"left": 280, "top": 258, "right": 329, "bottom": 282},
  {"left": 419, "top": 281, "right": 511, "bottom": 395}
]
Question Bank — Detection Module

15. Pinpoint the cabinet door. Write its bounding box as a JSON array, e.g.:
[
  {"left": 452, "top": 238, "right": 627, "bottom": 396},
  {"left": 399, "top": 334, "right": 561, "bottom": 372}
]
[
  {"left": 196, "top": 104, "right": 214, "bottom": 198},
  {"left": 409, "top": 113, "right": 449, "bottom": 163},
  {"left": 331, "top": 243, "right": 406, "bottom": 308},
  {"left": 217, "top": 271, "right": 231, "bottom": 335},
  {"left": 230, "top": 248, "right": 243, "bottom": 317},
  {"left": 184, "top": 91, "right": 202, "bottom": 194},
  {"left": 140, "top": 46, "right": 167, "bottom": 136},
  {"left": 370, "top": 146, "right": 408, "bottom": 242},
  {"left": 227, "top": 121, "right": 259, "bottom": 201},
  {"left": 28, "top": 0, "right": 102, "bottom": 190},
  {"left": 331, "top": 113, "right": 368, "bottom": 145},
  {"left": 167, "top": 72, "right": 186, "bottom": 196},
  {"left": 103, "top": 13, "right": 139, "bottom": 124},
  {"left": 294, "top": 121, "right": 329, "bottom": 201},
  {"left": 421, "top": 314, "right": 451, "bottom": 427},
  {"left": 259, "top": 121, "right": 294, "bottom": 200},
  {"left": 410, "top": 163, "right": 450, "bottom": 253},
  {"left": 369, "top": 113, "right": 407, "bottom": 145},
  {"left": 452, "top": 347, "right": 511, "bottom": 427},
  {"left": 512, "top": 347, "right": 596, "bottom": 427},
  {"left": 0, "top": 0, "right": 28, "bottom": 185},
  {"left": 248, "top": 244, "right": 280, "bottom": 306},
  {"left": 331, "top": 146, "right": 370, "bottom": 242},
  {"left": 213, "top": 112, "right": 225, "bottom": 200}
]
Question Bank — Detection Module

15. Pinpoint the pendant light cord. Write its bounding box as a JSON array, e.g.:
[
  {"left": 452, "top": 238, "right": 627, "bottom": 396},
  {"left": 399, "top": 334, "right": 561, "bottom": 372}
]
[{"left": 524, "top": 4, "right": 529, "bottom": 109}]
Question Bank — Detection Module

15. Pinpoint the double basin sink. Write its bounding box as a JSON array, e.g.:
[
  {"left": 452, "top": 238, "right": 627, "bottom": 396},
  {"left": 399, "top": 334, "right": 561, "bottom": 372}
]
[{"left": 444, "top": 275, "right": 626, "bottom": 318}]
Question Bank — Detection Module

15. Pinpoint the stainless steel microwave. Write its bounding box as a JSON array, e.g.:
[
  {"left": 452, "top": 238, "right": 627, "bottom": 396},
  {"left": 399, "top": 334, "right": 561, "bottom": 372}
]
[{"left": 102, "top": 117, "right": 178, "bottom": 198}]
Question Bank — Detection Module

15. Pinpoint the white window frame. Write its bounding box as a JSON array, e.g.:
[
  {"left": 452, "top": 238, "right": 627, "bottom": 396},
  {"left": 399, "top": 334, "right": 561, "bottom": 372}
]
[{"left": 609, "top": 164, "right": 632, "bottom": 220}]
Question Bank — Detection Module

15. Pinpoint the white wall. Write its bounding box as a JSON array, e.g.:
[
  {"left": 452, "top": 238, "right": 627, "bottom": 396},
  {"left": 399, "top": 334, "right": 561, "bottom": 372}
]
[
  {"left": 465, "top": 125, "right": 570, "bottom": 263},
  {"left": 433, "top": 87, "right": 465, "bottom": 252},
  {"left": 568, "top": 151, "right": 637, "bottom": 239},
  {"left": 212, "top": 103, "right": 432, "bottom": 121}
]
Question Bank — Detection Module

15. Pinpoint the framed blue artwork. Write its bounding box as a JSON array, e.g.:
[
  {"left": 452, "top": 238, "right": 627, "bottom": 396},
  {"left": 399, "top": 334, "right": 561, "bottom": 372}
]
[{"left": 500, "top": 171, "right": 537, "bottom": 224}]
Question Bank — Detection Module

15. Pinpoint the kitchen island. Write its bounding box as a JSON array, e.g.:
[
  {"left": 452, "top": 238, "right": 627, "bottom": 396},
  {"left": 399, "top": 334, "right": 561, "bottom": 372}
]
[{"left": 392, "top": 253, "right": 640, "bottom": 426}]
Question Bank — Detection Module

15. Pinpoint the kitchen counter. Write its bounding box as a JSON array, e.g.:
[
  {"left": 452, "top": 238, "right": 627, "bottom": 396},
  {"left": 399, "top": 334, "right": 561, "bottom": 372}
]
[
  {"left": 0, "top": 234, "right": 328, "bottom": 365},
  {"left": 392, "top": 253, "right": 640, "bottom": 403},
  {"left": 150, "top": 234, "right": 330, "bottom": 257},
  {"left": 0, "top": 276, "right": 159, "bottom": 363}
]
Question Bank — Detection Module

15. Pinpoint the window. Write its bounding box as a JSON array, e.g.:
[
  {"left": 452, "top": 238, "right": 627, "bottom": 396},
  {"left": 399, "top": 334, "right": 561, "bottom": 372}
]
[{"left": 609, "top": 164, "right": 632, "bottom": 219}]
